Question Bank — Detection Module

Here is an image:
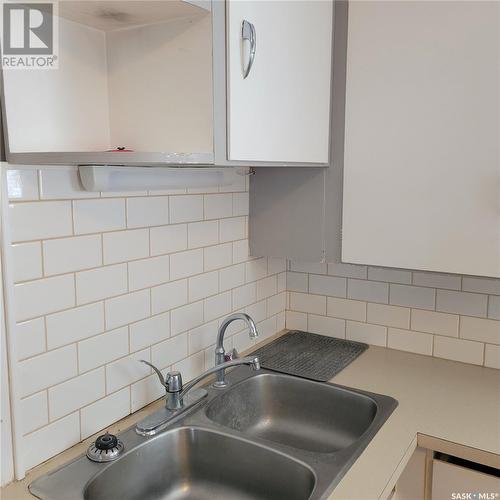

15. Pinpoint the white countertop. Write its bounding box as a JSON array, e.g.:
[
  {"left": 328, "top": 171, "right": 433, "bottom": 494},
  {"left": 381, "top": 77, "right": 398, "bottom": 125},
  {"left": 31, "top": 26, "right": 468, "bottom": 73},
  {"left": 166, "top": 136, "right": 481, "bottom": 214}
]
[{"left": 2, "top": 341, "right": 499, "bottom": 500}]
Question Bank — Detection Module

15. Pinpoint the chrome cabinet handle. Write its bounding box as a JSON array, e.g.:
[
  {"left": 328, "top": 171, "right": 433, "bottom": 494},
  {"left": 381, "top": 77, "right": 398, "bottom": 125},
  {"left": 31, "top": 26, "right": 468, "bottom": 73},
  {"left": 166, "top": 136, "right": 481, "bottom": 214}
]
[{"left": 242, "top": 19, "right": 256, "bottom": 79}]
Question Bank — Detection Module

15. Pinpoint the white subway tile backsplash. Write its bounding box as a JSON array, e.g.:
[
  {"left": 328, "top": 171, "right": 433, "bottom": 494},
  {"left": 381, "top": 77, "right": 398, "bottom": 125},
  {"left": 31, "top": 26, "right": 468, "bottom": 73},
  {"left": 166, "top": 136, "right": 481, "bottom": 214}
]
[
  {"left": 16, "top": 318, "right": 46, "bottom": 360},
  {"left": 387, "top": 328, "right": 433, "bottom": 355},
  {"left": 73, "top": 199, "right": 125, "bottom": 234},
  {"left": 39, "top": 167, "right": 94, "bottom": 199},
  {"left": 220, "top": 217, "right": 246, "bottom": 243},
  {"left": 433, "top": 336, "right": 484, "bottom": 365},
  {"left": 131, "top": 374, "right": 164, "bottom": 412},
  {"left": 126, "top": 197, "right": 169, "bottom": 228},
  {"left": 232, "top": 192, "right": 249, "bottom": 217},
  {"left": 172, "top": 351, "right": 205, "bottom": 381},
  {"left": 150, "top": 224, "right": 187, "bottom": 256},
  {"left": 412, "top": 272, "right": 461, "bottom": 290},
  {"left": 170, "top": 249, "right": 203, "bottom": 280},
  {"left": 14, "top": 274, "right": 75, "bottom": 321},
  {"left": 189, "top": 271, "right": 219, "bottom": 302},
  {"left": 46, "top": 302, "right": 104, "bottom": 349},
  {"left": 76, "top": 264, "right": 127, "bottom": 304},
  {"left": 308, "top": 314, "right": 345, "bottom": 339},
  {"left": 169, "top": 195, "right": 203, "bottom": 223},
  {"left": 256, "top": 276, "right": 277, "bottom": 301},
  {"left": 489, "top": 296, "right": 500, "bottom": 320},
  {"left": 268, "top": 292, "right": 287, "bottom": 317},
  {"left": 287, "top": 272, "right": 308, "bottom": 292},
  {"left": 291, "top": 261, "right": 327, "bottom": 275},
  {"left": 290, "top": 292, "right": 326, "bottom": 315},
  {"left": 78, "top": 327, "right": 129, "bottom": 373},
  {"left": 188, "top": 221, "right": 218, "bottom": 249},
  {"left": 367, "top": 303, "right": 410, "bottom": 329},
  {"left": 151, "top": 334, "right": 188, "bottom": 369},
  {"left": 188, "top": 321, "right": 219, "bottom": 354},
  {"left": 204, "top": 194, "right": 233, "bottom": 220},
  {"left": 232, "top": 283, "right": 256, "bottom": 310},
  {"left": 219, "top": 263, "right": 245, "bottom": 291},
  {"left": 348, "top": 279, "right": 389, "bottom": 304},
  {"left": 390, "top": 284, "right": 435, "bottom": 310},
  {"left": 10, "top": 201, "right": 72, "bottom": 242},
  {"left": 80, "top": 388, "right": 130, "bottom": 439},
  {"left": 24, "top": 412, "right": 80, "bottom": 470},
  {"left": 484, "top": 344, "right": 500, "bottom": 369},
  {"left": 245, "top": 257, "right": 268, "bottom": 283},
  {"left": 105, "top": 290, "right": 150, "bottom": 330},
  {"left": 309, "top": 275, "right": 346, "bottom": 298},
  {"left": 204, "top": 292, "right": 232, "bottom": 322},
  {"left": 151, "top": 279, "right": 188, "bottom": 314},
  {"left": 103, "top": 229, "right": 149, "bottom": 265},
  {"left": 436, "top": 290, "right": 487, "bottom": 317},
  {"left": 171, "top": 301, "right": 204, "bottom": 335},
  {"left": 232, "top": 239, "right": 249, "bottom": 264},
  {"left": 462, "top": 277, "right": 500, "bottom": 295},
  {"left": 460, "top": 316, "right": 500, "bottom": 345},
  {"left": 19, "top": 345, "right": 77, "bottom": 396},
  {"left": 411, "top": 309, "right": 459, "bottom": 337},
  {"left": 128, "top": 255, "right": 170, "bottom": 291},
  {"left": 7, "top": 168, "right": 39, "bottom": 201},
  {"left": 327, "top": 297, "right": 366, "bottom": 321},
  {"left": 43, "top": 235, "right": 102, "bottom": 276},
  {"left": 130, "top": 312, "right": 170, "bottom": 352},
  {"left": 21, "top": 391, "right": 48, "bottom": 434},
  {"left": 48, "top": 368, "right": 105, "bottom": 420},
  {"left": 5, "top": 175, "right": 287, "bottom": 472},
  {"left": 368, "top": 267, "right": 412, "bottom": 284},
  {"left": 346, "top": 321, "right": 387, "bottom": 347},
  {"left": 106, "top": 349, "right": 150, "bottom": 393},
  {"left": 286, "top": 310, "right": 308, "bottom": 331},
  {"left": 327, "top": 262, "right": 367, "bottom": 279},
  {"left": 204, "top": 243, "right": 233, "bottom": 271},
  {"left": 12, "top": 242, "right": 42, "bottom": 282}
]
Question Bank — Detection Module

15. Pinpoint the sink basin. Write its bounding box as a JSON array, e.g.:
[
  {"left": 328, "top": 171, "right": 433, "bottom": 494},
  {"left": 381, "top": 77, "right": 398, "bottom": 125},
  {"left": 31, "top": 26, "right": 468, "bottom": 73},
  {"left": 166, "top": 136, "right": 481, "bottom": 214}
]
[
  {"left": 205, "top": 373, "right": 378, "bottom": 453},
  {"left": 84, "top": 427, "right": 316, "bottom": 500}
]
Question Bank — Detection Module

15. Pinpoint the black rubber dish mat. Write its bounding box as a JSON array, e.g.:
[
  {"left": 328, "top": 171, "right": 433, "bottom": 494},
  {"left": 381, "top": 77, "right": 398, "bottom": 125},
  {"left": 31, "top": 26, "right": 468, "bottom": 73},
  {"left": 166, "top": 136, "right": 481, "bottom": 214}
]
[{"left": 251, "top": 330, "right": 368, "bottom": 382}]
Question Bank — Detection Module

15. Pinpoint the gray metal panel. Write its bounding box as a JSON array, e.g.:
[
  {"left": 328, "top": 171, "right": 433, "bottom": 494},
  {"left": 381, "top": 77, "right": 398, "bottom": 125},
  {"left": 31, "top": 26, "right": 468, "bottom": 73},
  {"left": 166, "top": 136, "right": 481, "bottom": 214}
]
[
  {"left": 248, "top": 1, "right": 348, "bottom": 261},
  {"left": 325, "top": 0, "right": 348, "bottom": 262},
  {"left": 249, "top": 167, "right": 325, "bottom": 261}
]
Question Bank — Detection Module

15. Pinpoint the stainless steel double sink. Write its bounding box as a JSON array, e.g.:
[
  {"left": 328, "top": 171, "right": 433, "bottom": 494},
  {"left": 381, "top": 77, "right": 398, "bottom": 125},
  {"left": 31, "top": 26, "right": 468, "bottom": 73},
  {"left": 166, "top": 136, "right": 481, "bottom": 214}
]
[{"left": 30, "top": 368, "right": 398, "bottom": 500}]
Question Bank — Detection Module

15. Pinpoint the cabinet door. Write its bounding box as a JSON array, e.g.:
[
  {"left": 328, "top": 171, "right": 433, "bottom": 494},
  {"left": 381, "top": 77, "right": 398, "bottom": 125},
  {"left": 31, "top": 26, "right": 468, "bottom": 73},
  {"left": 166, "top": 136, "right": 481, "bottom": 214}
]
[
  {"left": 432, "top": 460, "right": 500, "bottom": 499},
  {"left": 226, "top": 0, "right": 333, "bottom": 164},
  {"left": 342, "top": 1, "right": 500, "bottom": 277}
]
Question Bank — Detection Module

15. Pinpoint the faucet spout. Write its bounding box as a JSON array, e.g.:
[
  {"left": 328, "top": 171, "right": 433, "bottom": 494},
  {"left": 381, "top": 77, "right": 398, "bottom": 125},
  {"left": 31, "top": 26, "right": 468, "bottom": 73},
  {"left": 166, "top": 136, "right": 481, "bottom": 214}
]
[{"left": 214, "top": 314, "right": 259, "bottom": 388}]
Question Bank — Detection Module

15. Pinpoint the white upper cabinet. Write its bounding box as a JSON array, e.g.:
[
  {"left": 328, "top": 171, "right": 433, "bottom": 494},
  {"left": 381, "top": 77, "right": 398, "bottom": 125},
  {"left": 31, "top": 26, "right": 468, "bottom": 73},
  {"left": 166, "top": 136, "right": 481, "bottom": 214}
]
[
  {"left": 226, "top": 0, "right": 333, "bottom": 164},
  {"left": 342, "top": 1, "right": 500, "bottom": 277},
  {"left": 1, "top": 0, "right": 335, "bottom": 167}
]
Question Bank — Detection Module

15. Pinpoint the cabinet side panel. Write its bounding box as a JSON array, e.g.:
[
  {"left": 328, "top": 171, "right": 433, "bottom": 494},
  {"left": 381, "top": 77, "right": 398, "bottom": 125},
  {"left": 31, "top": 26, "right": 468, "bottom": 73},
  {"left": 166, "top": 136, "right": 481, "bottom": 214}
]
[
  {"left": 342, "top": 1, "right": 500, "bottom": 277},
  {"left": 249, "top": 167, "right": 325, "bottom": 261}
]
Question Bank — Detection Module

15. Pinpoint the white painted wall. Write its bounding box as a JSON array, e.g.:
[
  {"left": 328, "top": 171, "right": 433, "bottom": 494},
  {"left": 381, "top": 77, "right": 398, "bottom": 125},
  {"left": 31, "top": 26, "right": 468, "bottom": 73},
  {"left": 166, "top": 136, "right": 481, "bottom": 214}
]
[
  {"left": 3, "top": 17, "right": 110, "bottom": 153},
  {"left": 106, "top": 14, "right": 213, "bottom": 153},
  {"left": 342, "top": 1, "right": 500, "bottom": 277}
]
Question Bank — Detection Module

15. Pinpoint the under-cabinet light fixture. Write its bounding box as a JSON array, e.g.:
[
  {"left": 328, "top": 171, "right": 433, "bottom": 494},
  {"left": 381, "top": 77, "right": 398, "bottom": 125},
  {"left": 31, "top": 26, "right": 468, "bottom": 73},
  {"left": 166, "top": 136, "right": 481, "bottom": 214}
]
[{"left": 79, "top": 165, "right": 233, "bottom": 192}]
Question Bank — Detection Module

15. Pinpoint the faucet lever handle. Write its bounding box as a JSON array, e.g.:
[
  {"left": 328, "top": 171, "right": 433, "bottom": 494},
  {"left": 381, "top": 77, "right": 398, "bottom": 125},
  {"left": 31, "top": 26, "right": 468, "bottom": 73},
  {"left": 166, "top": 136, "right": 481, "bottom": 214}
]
[
  {"left": 224, "top": 348, "right": 239, "bottom": 362},
  {"left": 140, "top": 360, "right": 167, "bottom": 389}
]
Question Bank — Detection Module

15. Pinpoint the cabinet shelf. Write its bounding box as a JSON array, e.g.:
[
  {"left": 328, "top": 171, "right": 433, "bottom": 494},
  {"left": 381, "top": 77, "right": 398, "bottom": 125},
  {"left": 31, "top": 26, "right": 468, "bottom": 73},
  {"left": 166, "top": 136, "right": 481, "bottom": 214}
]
[{"left": 6, "top": 151, "right": 214, "bottom": 167}]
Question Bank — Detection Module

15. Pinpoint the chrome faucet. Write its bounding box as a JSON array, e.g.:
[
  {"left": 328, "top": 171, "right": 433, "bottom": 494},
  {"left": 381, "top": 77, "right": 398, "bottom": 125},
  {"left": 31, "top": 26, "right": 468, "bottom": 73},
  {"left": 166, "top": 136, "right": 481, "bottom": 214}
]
[
  {"left": 214, "top": 313, "right": 259, "bottom": 388},
  {"left": 136, "top": 356, "right": 261, "bottom": 436}
]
